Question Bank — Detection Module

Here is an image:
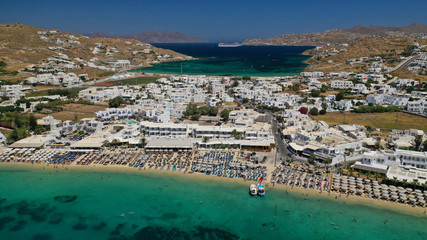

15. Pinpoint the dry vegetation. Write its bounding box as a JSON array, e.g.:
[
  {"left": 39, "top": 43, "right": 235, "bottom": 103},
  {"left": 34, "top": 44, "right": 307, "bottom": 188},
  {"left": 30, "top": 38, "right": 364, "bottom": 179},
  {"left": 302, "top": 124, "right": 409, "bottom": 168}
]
[
  {"left": 0, "top": 23, "right": 190, "bottom": 80},
  {"left": 312, "top": 112, "right": 427, "bottom": 131},
  {"left": 305, "top": 37, "right": 427, "bottom": 73},
  {"left": 34, "top": 103, "right": 107, "bottom": 121}
]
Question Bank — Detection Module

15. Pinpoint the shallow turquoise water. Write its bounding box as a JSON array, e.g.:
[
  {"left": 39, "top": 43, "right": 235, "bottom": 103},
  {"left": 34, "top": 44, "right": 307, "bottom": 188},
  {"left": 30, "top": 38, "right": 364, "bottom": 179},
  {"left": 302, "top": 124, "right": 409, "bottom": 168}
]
[
  {"left": 1, "top": 165, "right": 427, "bottom": 240},
  {"left": 138, "top": 43, "right": 312, "bottom": 76}
]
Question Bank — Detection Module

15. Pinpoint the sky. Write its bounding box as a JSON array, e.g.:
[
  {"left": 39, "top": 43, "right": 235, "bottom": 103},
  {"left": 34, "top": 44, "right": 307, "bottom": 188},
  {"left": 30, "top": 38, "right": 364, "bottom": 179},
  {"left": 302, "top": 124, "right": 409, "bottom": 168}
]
[{"left": 0, "top": 0, "right": 426, "bottom": 42}]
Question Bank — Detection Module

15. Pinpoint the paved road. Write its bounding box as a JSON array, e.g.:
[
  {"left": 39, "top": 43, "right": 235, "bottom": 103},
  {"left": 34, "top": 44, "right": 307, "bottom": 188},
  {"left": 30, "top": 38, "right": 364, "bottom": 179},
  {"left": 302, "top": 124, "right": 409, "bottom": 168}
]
[
  {"left": 268, "top": 112, "right": 309, "bottom": 165},
  {"left": 392, "top": 54, "right": 424, "bottom": 72}
]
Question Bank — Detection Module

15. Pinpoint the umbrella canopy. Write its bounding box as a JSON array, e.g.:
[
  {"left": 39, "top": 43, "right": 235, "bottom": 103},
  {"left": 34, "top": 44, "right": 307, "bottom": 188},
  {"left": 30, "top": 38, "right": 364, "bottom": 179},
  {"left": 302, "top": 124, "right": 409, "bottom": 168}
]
[{"left": 406, "top": 188, "right": 414, "bottom": 192}]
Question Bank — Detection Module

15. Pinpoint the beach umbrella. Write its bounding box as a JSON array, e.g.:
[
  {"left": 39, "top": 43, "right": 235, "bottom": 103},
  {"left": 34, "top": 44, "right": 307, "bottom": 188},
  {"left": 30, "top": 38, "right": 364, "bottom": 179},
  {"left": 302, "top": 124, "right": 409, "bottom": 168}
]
[
  {"left": 381, "top": 184, "right": 388, "bottom": 188},
  {"left": 415, "top": 189, "right": 422, "bottom": 193},
  {"left": 406, "top": 188, "right": 414, "bottom": 192},
  {"left": 419, "top": 199, "right": 426, "bottom": 204}
]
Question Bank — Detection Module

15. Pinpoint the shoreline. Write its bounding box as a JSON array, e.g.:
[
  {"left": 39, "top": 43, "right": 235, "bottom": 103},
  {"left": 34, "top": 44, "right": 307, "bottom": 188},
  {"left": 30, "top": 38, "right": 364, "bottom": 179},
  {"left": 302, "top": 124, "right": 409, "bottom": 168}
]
[{"left": 1, "top": 162, "right": 426, "bottom": 218}]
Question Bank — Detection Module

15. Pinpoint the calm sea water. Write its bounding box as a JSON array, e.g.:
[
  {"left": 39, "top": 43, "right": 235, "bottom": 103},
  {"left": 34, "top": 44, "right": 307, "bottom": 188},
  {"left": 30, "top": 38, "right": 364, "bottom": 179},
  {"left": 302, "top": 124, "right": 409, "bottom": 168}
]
[
  {"left": 1, "top": 165, "right": 427, "bottom": 240},
  {"left": 138, "top": 43, "right": 312, "bottom": 76}
]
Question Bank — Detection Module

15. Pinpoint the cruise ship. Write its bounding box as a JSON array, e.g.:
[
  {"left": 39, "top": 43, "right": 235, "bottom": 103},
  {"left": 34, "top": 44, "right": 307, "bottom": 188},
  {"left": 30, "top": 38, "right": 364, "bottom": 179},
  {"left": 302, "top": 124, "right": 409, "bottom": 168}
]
[{"left": 218, "top": 42, "right": 242, "bottom": 47}]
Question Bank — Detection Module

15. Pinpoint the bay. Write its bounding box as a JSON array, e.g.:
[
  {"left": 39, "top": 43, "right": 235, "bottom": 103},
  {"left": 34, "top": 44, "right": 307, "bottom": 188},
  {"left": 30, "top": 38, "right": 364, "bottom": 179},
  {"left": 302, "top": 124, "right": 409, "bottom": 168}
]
[
  {"left": 0, "top": 165, "right": 426, "bottom": 240},
  {"left": 137, "top": 43, "right": 312, "bottom": 76}
]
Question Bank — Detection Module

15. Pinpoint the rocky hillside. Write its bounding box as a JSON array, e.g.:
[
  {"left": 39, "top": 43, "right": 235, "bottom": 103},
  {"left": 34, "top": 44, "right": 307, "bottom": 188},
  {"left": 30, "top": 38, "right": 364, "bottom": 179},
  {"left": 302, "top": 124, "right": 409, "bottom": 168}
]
[
  {"left": 0, "top": 23, "right": 192, "bottom": 80},
  {"left": 303, "top": 37, "right": 427, "bottom": 81},
  {"left": 243, "top": 23, "right": 427, "bottom": 46},
  {"left": 84, "top": 30, "right": 206, "bottom": 43}
]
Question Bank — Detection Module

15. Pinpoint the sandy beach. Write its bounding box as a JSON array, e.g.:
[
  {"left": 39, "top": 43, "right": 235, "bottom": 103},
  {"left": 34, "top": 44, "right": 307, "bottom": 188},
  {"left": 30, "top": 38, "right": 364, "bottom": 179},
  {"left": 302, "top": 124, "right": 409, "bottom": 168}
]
[{"left": 2, "top": 162, "right": 427, "bottom": 218}]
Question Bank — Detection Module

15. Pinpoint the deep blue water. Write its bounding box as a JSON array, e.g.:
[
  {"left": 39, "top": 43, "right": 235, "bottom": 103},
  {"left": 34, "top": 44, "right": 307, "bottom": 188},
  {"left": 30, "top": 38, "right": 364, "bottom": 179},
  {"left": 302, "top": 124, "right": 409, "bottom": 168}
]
[{"left": 138, "top": 43, "right": 313, "bottom": 76}]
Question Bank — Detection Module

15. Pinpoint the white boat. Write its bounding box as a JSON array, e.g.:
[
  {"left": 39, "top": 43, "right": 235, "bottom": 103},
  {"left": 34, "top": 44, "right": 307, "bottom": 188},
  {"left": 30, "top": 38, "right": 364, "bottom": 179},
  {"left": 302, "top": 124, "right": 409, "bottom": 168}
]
[
  {"left": 218, "top": 42, "right": 241, "bottom": 47},
  {"left": 257, "top": 184, "right": 265, "bottom": 196},
  {"left": 249, "top": 184, "right": 257, "bottom": 196}
]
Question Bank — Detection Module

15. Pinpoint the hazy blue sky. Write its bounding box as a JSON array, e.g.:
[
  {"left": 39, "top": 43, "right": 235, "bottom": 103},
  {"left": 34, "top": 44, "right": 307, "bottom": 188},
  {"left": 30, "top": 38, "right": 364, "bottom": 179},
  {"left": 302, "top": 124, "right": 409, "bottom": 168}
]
[{"left": 0, "top": 0, "right": 426, "bottom": 42}]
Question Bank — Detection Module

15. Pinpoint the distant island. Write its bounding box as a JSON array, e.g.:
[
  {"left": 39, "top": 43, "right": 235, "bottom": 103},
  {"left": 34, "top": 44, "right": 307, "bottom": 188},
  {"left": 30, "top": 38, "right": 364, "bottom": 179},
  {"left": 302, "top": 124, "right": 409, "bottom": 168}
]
[
  {"left": 243, "top": 23, "right": 427, "bottom": 46},
  {"left": 84, "top": 30, "right": 206, "bottom": 43}
]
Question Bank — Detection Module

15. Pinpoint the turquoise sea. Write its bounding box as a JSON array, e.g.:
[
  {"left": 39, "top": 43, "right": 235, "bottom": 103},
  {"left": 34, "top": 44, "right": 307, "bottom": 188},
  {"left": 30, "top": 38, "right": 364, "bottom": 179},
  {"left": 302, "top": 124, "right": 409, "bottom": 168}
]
[
  {"left": 1, "top": 165, "right": 427, "bottom": 240},
  {"left": 138, "top": 43, "right": 312, "bottom": 76}
]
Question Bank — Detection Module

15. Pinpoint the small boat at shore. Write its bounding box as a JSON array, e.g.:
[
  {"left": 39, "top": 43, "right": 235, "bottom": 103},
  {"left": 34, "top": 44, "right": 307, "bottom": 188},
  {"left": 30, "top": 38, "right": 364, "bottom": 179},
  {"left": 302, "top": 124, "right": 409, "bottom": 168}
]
[
  {"left": 257, "top": 184, "right": 265, "bottom": 196},
  {"left": 250, "top": 184, "right": 258, "bottom": 196}
]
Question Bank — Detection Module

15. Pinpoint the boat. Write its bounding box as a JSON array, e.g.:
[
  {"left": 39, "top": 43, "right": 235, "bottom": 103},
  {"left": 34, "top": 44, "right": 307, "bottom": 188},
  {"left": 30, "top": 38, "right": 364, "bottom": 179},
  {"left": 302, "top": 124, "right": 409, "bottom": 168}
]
[
  {"left": 218, "top": 42, "right": 241, "bottom": 47},
  {"left": 257, "top": 184, "right": 265, "bottom": 196},
  {"left": 249, "top": 184, "right": 258, "bottom": 196}
]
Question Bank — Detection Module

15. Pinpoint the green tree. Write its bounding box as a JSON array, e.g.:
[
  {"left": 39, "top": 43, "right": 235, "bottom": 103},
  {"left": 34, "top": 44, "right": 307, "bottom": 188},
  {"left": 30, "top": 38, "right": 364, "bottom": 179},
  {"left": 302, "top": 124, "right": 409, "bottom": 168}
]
[
  {"left": 13, "top": 115, "right": 23, "bottom": 129},
  {"left": 422, "top": 140, "right": 427, "bottom": 151},
  {"left": 308, "top": 154, "right": 316, "bottom": 165},
  {"left": 309, "top": 107, "right": 319, "bottom": 115},
  {"left": 291, "top": 84, "right": 300, "bottom": 91},
  {"left": 207, "top": 106, "right": 218, "bottom": 116},
  {"left": 108, "top": 96, "right": 125, "bottom": 108},
  {"left": 190, "top": 114, "right": 200, "bottom": 121},
  {"left": 321, "top": 102, "right": 328, "bottom": 110},
  {"left": 139, "top": 138, "right": 146, "bottom": 148},
  {"left": 29, "top": 115, "right": 37, "bottom": 131},
  {"left": 415, "top": 135, "right": 422, "bottom": 151},
  {"left": 203, "top": 136, "right": 209, "bottom": 143},
  {"left": 183, "top": 103, "right": 199, "bottom": 117},
  {"left": 320, "top": 85, "right": 328, "bottom": 93},
  {"left": 231, "top": 80, "right": 239, "bottom": 87},
  {"left": 319, "top": 109, "right": 327, "bottom": 115},
  {"left": 33, "top": 125, "right": 45, "bottom": 135},
  {"left": 324, "top": 158, "right": 332, "bottom": 172},
  {"left": 335, "top": 91, "right": 345, "bottom": 101},
  {"left": 242, "top": 98, "right": 249, "bottom": 104},
  {"left": 310, "top": 89, "right": 321, "bottom": 97},
  {"left": 231, "top": 129, "right": 243, "bottom": 140},
  {"left": 220, "top": 109, "right": 231, "bottom": 122}
]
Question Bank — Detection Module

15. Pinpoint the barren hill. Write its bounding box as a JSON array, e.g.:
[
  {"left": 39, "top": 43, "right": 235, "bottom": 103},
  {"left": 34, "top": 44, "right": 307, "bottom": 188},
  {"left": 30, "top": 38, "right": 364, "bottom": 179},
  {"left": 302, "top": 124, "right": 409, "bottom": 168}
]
[
  {"left": 243, "top": 23, "right": 427, "bottom": 46},
  {"left": 0, "top": 23, "right": 191, "bottom": 80},
  {"left": 303, "top": 36, "right": 427, "bottom": 82},
  {"left": 84, "top": 30, "right": 206, "bottom": 43}
]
